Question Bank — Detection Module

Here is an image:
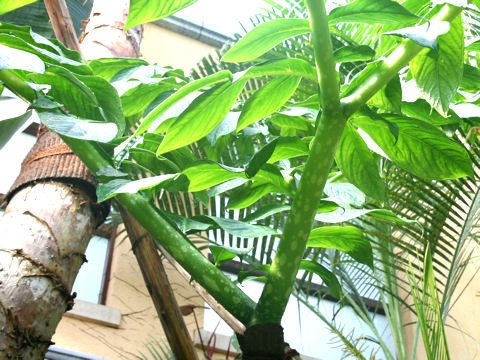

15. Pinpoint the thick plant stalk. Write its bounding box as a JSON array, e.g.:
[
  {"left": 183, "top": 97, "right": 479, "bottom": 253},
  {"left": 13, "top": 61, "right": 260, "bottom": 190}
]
[
  {"left": 0, "top": 183, "right": 96, "bottom": 358},
  {"left": 253, "top": 0, "right": 345, "bottom": 325},
  {"left": 117, "top": 204, "right": 199, "bottom": 360},
  {"left": 252, "top": 1, "right": 464, "bottom": 324}
]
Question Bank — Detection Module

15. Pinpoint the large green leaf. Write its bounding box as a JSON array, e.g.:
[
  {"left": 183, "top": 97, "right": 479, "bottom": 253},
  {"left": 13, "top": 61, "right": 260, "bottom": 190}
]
[
  {"left": 401, "top": 99, "right": 460, "bottom": 126},
  {"left": 0, "top": 0, "right": 39, "bottom": 15},
  {"left": 0, "top": 106, "right": 32, "bottom": 150},
  {"left": 385, "top": 21, "right": 451, "bottom": 49},
  {"left": 38, "top": 112, "right": 117, "bottom": 143},
  {"left": 183, "top": 162, "right": 244, "bottom": 192},
  {"left": 0, "top": 23, "right": 89, "bottom": 74},
  {"left": 237, "top": 76, "right": 301, "bottom": 132},
  {"left": 210, "top": 245, "right": 253, "bottom": 268},
  {"left": 243, "top": 58, "right": 318, "bottom": 83},
  {"left": 267, "top": 137, "right": 309, "bottom": 163},
  {"left": 335, "top": 122, "right": 384, "bottom": 202},
  {"left": 89, "top": 58, "right": 149, "bottom": 81},
  {"left": 328, "top": 0, "right": 419, "bottom": 25},
  {"left": 333, "top": 45, "right": 375, "bottom": 63},
  {"left": 157, "top": 79, "right": 246, "bottom": 154},
  {"left": 31, "top": 66, "right": 125, "bottom": 135},
  {"left": 368, "top": 75, "right": 402, "bottom": 113},
  {"left": 460, "top": 64, "right": 480, "bottom": 92},
  {"left": 227, "top": 182, "right": 280, "bottom": 210},
  {"left": 125, "top": 0, "right": 196, "bottom": 29},
  {"left": 307, "top": 226, "right": 373, "bottom": 268},
  {"left": 221, "top": 19, "right": 310, "bottom": 63},
  {"left": 97, "top": 174, "right": 178, "bottom": 202},
  {"left": 135, "top": 70, "right": 232, "bottom": 136},
  {"left": 299, "top": 261, "right": 343, "bottom": 299},
  {"left": 410, "top": 16, "right": 464, "bottom": 116},
  {"left": 0, "top": 43, "right": 44, "bottom": 72},
  {"left": 195, "top": 215, "right": 278, "bottom": 238},
  {"left": 353, "top": 114, "right": 474, "bottom": 180},
  {"left": 245, "top": 139, "right": 279, "bottom": 178}
]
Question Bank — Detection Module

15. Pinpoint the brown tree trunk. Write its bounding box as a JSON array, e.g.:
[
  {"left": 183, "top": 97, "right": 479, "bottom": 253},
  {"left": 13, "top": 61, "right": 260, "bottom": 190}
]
[{"left": 0, "top": 182, "right": 97, "bottom": 358}]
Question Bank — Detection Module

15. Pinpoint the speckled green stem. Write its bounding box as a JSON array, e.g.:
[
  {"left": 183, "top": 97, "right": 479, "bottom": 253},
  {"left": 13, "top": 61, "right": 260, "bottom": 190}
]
[
  {"left": 252, "top": 0, "right": 346, "bottom": 324},
  {"left": 0, "top": 70, "right": 256, "bottom": 326}
]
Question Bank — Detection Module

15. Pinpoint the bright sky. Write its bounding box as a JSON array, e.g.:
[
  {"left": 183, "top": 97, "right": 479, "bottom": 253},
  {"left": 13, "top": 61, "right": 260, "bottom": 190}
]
[{"left": 174, "top": 0, "right": 275, "bottom": 36}]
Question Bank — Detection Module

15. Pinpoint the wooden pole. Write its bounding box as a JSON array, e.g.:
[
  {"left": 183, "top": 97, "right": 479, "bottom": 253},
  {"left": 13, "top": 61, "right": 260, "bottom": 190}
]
[{"left": 118, "top": 204, "right": 199, "bottom": 360}]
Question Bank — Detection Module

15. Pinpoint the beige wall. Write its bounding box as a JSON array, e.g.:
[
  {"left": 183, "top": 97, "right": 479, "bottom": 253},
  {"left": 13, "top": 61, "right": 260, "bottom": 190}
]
[
  {"left": 52, "top": 231, "right": 206, "bottom": 359},
  {"left": 141, "top": 23, "right": 216, "bottom": 71},
  {"left": 52, "top": 23, "right": 223, "bottom": 359}
]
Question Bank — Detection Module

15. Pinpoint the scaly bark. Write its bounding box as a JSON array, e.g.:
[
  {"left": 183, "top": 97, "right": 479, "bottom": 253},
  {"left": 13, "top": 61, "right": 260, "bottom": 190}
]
[{"left": 0, "top": 183, "right": 96, "bottom": 358}]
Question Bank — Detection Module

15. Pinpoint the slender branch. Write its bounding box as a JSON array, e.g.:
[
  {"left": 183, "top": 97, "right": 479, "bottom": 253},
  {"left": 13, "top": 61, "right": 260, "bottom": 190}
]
[
  {"left": 253, "top": 0, "right": 346, "bottom": 324},
  {"left": 117, "top": 203, "right": 199, "bottom": 360},
  {"left": 44, "top": 0, "right": 83, "bottom": 55},
  {"left": 342, "top": 3, "right": 463, "bottom": 118}
]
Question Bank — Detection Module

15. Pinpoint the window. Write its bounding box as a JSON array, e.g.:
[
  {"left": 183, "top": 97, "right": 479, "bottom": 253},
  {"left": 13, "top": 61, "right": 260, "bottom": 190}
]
[{"left": 72, "top": 235, "right": 110, "bottom": 304}]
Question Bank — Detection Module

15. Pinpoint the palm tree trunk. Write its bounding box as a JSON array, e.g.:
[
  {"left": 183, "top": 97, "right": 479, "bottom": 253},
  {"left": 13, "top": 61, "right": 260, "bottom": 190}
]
[{"left": 0, "top": 182, "right": 97, "bottom": 358}]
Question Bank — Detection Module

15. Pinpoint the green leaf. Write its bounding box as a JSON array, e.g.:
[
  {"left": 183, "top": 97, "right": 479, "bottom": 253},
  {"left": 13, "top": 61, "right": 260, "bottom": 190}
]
[
  {"left": 368, "top": 75, "right": 402, "bottom": 113},
  {"left": 246, "top": 139, "right": 279, "bottom": 178},
  {"left": 89, "top": 58, "right": 149, "bottom": 81},
  {"left": 466, "top": 40, "right": 480, "bottom": 51},
  {"left": 183, "top": 162, "right": 244, "bottom": 192},
  {"left": 307, "top": 226, "right": 373, "bottom": 268},
  {"left": 158, "top": 79, "right": 246, "bottom": 154},
  {"left": 38, "top": 112, "right": 118, "bottom": 143},
  {"left": 126, "top": 0, "right": 196, "bottom": 29},
  {"left": 135, "top": 70, "right": 232, "bottom": 136},
  {"left": 0, "top": 0, "right": 39, "bottom": 16},
  {"left": 0, "top": 25, "right": 89, "bottom": 74},
  {"left": 299, "top": 261, "right": 343, "bottom": 299},
  {"left": 194, "top": 215, "right": 278, "bottom": 238},
  {"left": 385, "top": 21, "right": 451, "bottom": 49},
  {"left": 0, "top": 43, "right": 44, "bottom": 72},
  {"left": 96, "top": 166, "right": 128, "bottom": 179},
  {"left": 227, "top": 182, "right": 280, "bottom": 210},
  {"left": 0, "top": 107, "right": 32, "bottom": 150},
  {"left": 353, "top": 114, "right": 474, "bottom": 180},
  {"left": 164, "top": 212, "right": 211, "bottom": 233},
  {"left": 460, "top": 64, "right": 480, "bottom": 92},
  {"left": 221, "top": 19, "right": 310, "bottom": 63},
  {"left": 238, "top": 265, "right": 270, "bottom": 284},
  {"left": 243, "top": 204, "right": 291, "bottom": 223},
  {"left": 333, "top": 45, "right": 375, "bottom": 63},
  {"left": 315, "top": 207, "right": 415, "bottom": 225},
  {"left": 237, "top": 76, "right": 301, "bottom": 132},
  {"left": 207, "top": 178, "right": 248, "bottom": 197},
  {"left": 267, "top": 137, "right": 309, "bottom": 163},
  {"left": 401, "top": 99, "right": 461, "bottom": 126},
  {"left": 324, "top": 182, "right": 365, "bottom": 208},
  {"left": 335, "top": 123, "right": 384, "bottom": 202},
  {"left": 96, "top": 174, "right": 178, "bottom": 202},
  {"left": 328, "top": 0, "right": 419, "bottom": 25},
  {"left": 121, "top": 82, "right": 177, "bottom": 117},
  {"left": 243, "top": 58, "right": 318, "bottom": 83},
  {"left": 410, "top": 16, "right": 464, "bottom": 116},
  {"left": 209, "top": 245, "right": 253, "bottom": 267},
  {"left": 207, "top": 112, "right": 239, "bottom": 146}
]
